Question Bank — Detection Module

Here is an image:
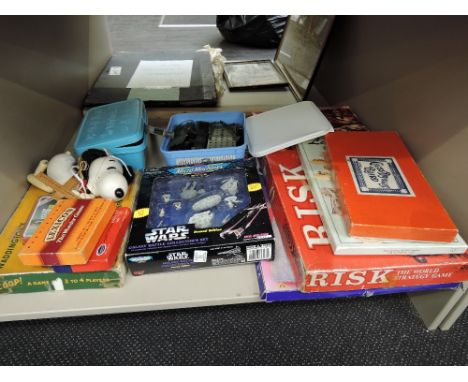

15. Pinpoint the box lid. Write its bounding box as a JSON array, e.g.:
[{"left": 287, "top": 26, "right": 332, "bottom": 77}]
[
  {"left": 245, "top": 101, "right": 334, "bottom": 157},
  {"left": 325, "top": 131, "right": 459, "bottom": 242},
  {"left": 74, "top": 99, "right": 146, "bottom": 152}
]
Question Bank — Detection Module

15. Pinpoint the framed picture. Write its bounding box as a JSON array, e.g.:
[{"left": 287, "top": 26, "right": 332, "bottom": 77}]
[
  {"left": 223, "top": 16, "right": 335, "bottom": 100},
  {"left": 275, "top": 15, "right": 335, "bottom": 101},
  {"left": 223, "top": 60, "right": 288, "bottom": 89}
]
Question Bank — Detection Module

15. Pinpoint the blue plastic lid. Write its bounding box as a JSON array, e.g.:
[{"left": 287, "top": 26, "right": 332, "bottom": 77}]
[{"left": 74, "top": 99, "right": 146, "bottom": 153}]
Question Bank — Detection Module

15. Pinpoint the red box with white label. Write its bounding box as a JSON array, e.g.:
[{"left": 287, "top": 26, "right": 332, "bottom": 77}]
[
  {"left": 325, "top": 131, "right": 458, "bottom": 242},
  {"left": 262, "top": 147, "right": 468, "bottom": 293}
]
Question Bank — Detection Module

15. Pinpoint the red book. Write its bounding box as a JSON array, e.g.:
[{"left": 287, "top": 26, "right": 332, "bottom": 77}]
[
  {"left": 263, "top": 147, "right": 468, "bottom": 293},
  {"left": 325, "top": 131, "right": 458, "bottom": 242}
]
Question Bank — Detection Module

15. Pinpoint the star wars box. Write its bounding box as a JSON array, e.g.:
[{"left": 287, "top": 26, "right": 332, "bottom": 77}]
[{"left": 125, "top": 158, "right": 275, "bottom": 275}]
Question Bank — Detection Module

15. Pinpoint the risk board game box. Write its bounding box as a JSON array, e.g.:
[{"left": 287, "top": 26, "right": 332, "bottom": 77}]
[
  {"left": 126, "top": 158, "right": 274, "bottom": 275},
  {"left": 52, "top": 207, "right": 132, "bottom": 273},
  {"left": 257, "top": 218, "right": 460, "bottom": 302},
  {"left": 325, "top": 131, "right": 459, "bottom": 242},
  {"left": 262, "top": 147, "right": 468, "bottom": 293},
  {"left": 318, "top": 105, "right": 368, "bottom": 133}
]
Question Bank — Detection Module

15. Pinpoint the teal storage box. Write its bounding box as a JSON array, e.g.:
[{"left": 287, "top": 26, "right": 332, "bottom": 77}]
[
  {"left": 74, "top": 99, "right": 147, "bottom": 170},
  {"left": 160, "top": 111, "right": 246, "bottom": 166}
]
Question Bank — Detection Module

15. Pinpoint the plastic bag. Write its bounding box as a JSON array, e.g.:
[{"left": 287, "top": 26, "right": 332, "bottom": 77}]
[
  {"left": 197, "top": 45, "right": 226, "bottom": 97},
  {"left": 216, "top": 16, "right": 288, "bottom": 48}
]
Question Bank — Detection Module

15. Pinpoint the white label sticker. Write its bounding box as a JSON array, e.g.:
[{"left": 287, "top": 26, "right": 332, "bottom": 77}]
[
  {"left": 108, "top": 66, "right": 122, "bottom": 75},
  {"left": 193, "top": 250, "right": 208, "bottom": 263},
  {"left": 126, "top": 60, "right": 193, "bottom": 88},
  {"left": 246, "top": 244, "right": 272, "bottom": 262}
]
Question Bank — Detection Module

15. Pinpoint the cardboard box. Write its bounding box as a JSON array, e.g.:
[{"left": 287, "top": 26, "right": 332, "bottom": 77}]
[
  {"left": 52, "top": 207, "right": 131, "bottom": 273},
  {"left": 257, "top": 221, "right": 461, "bottom": 302},
  {"left": 126, "top": 158, "right": 274, "bottom": 275},
  {"left": 298, "top": 140, "right": 467, "bottom": 255},
  {"left": 262, "top": 147, "right": 468, "bottom": 293},
  {"left": 18, "top": 198, "right": 116, "bottom": 266},
  {"left": 325, "top": 131, "right": 459, "bottom": 242},
  {"left": 51, "top": 172, "right": 141, "bottom": 272},
  {"left": 0, "top": 187, "right": 126, "bottom": 294}
]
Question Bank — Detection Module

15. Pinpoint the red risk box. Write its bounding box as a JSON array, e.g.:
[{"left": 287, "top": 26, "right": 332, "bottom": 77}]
[{"left": 262, "top": 147, "right": 468, "bottom": 293}]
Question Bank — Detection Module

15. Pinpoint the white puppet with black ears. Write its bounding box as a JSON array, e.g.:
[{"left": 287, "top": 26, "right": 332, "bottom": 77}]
[{"left": 80, "top": 149, "right": 135, "bottom": 201}]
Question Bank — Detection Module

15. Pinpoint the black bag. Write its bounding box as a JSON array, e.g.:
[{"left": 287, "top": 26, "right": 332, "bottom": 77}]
[{"left": 216, "top": 16, "right": 288, "bottom": 48}]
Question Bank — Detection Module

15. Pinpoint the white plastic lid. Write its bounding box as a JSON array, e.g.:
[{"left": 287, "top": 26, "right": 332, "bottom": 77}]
[{"left": 245, "top": 101, "right": 334, "bottom": 157}]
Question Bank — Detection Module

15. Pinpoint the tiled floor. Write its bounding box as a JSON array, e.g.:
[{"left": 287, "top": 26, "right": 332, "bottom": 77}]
[{"left": 107, "top": 15, "right": 276, "bottom": 60}]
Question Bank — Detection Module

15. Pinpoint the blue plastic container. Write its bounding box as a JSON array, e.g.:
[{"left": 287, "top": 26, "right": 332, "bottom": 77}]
[
  {"left": 74, "top": 99, "right": 147, "bottom": 170},
  {"left": 161, "top": 111, "right": 246, "bottom": 166}
]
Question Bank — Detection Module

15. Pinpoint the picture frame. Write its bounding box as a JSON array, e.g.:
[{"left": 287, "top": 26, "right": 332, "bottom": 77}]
[
  {"left": 223, "top": 16, "right": 335, "bottom": 101},
  {"left": 223, "top": 59, "right": 289, "bottom": 90}
]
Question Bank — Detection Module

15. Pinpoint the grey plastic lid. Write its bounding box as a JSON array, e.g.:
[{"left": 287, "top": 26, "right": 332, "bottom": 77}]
[{"left": 245, "top": 101, "right": 334, "bottom": 157}]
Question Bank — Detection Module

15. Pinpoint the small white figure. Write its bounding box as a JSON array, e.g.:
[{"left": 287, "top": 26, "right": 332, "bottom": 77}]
[
  {"left": 222, "top": 214, "right": 231, "bottom": 225},
  {"left": 180, "top": 181, "right": 198, "bottom": 200},
  {"left": 224, "top": 196, "right": 241, "bottom": 209},
  {"left": 86, "top": 156, "right": 128, "bottom": 201},
  {"left": 192, "top": 194, "right": 222, "bottom": 211},
  {"left": 188, "top": 210, "right": 214, "bottom": 229},
  {"left": 46, "top": 152, "right": 77, "bottom": 185},
  {"left": 162, "top": 193, "right": 171, "bottom": 203}
]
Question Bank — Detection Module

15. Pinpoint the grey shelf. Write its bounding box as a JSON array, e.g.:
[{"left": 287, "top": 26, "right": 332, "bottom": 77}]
[
  {"left": 1, "top": 84, "right": 466, "bottom": 329},
  {"left": 0, "top": 263, "right": 261, "bottom": 322},
  {"left": 409, "top": 284, "right": 467, "bottom": 330}
]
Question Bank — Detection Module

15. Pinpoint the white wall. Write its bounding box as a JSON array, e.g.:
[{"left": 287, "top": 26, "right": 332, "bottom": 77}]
[
  {"left": 0, "top": 16, "right": 112, "bottom": 229},
  {"left": 315, "top": 16, "right": 468, "bottom": 237}
]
